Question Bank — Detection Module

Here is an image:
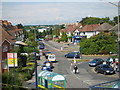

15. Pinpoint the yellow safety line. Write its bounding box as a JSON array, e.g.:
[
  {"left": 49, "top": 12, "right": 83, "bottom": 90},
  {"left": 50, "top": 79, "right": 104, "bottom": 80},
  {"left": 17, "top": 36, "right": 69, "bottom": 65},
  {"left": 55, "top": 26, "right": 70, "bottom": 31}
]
[
  {"left": 53, "top": 85, "right": 65, "bottom": 90},
  {"left": 38, "top": 85, "right": 48, "bottom": 90}
]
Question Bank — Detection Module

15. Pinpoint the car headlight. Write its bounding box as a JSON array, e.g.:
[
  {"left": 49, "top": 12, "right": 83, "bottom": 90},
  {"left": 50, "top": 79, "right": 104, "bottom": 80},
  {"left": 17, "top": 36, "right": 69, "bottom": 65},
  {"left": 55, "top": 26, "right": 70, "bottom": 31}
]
[
  {"left": 91, "top": 63, "right": 95, "bottom": 65},
  {"left": 106, "top": 70, "right": 110, "bottom": 73}
]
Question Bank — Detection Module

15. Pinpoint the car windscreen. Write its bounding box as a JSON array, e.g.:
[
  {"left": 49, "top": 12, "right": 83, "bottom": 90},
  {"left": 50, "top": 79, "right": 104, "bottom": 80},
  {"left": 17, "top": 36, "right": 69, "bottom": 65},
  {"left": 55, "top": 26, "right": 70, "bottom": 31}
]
[
  {"left": 49, "top": 56, "right": 55, "bottom": 59},
  {"left": 103, "top": 65, "right": 111, "bottom": 68}
]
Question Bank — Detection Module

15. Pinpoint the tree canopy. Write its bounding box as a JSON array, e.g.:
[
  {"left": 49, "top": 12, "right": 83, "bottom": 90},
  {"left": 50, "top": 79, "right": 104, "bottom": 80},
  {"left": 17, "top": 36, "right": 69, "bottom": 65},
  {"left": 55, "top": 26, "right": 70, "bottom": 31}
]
[
  {"left": 80, "top": 32, "right": 118, "bottom": 55},
  {"left": 80, "top": 17, "right": 116, "bottom": 26}
]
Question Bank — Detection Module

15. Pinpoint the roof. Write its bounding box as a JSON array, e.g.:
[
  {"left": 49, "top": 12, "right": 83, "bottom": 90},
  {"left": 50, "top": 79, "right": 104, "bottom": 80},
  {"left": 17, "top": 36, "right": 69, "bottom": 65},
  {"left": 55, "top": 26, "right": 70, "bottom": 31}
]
[
  {"left": 38, "top": 71, "right": 65, "bottom": 81},
  {"left": 0, "top": 20, "right": 24, "bottom": 46},
  {"left": 81, "top": 24, "right": 100, "bottom": 32},
  {"left": 0, "top": 26, "right": 15, "bottom": 46},
  {"left": 94, "top": 23, "right": 113, "bottom": 31},
  {"left": 109, "top": 23, "right": 120, "bottom": 32},
  {"left": 60, "top": 23, "right": 82, "bottom": 33}
]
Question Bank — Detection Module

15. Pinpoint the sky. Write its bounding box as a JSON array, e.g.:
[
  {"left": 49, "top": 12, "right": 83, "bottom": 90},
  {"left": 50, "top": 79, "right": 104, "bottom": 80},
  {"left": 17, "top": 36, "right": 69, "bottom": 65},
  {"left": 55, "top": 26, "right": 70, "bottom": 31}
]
[{"left": 1, "top": 0, "right": 120, "bottom": 25}]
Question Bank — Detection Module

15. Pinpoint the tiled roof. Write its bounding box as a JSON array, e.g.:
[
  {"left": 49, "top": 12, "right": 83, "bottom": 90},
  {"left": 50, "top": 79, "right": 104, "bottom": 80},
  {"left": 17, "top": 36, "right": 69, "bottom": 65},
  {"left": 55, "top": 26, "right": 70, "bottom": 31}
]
[
  {"left": 109, "top": 23, "right": 120, "bottom": 31},
  {"left": 94, "top": 23, "right": 113, "bottom": 31},
  {"left": 0, "top": 20, "right": 23, "bottom": 45},
  {"left": 60, "top": 23, "right": 82, "bottom": 33},
  {"left": 0, "top": 26, "right": 15, "bottom": 46},
  {"left": 81, "top": 24, "right": 100, "bottom": 32}
]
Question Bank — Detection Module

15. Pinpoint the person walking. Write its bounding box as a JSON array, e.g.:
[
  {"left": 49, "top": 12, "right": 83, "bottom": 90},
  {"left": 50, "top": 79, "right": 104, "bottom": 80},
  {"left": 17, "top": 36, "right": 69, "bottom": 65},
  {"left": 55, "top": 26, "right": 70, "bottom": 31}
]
[{"left": 74, "top": 65, "right": 78, "bottom": 74}]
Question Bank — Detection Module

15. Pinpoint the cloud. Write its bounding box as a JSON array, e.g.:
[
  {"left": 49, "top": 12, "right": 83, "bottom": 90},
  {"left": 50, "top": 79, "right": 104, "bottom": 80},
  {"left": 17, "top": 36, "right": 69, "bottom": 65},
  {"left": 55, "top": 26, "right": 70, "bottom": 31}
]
[
  {"left": 2, "top": 2, "right": 118, "bottom": 25},
  {"left": 2, "top": 0, "right": 120, "bottom": 2}
]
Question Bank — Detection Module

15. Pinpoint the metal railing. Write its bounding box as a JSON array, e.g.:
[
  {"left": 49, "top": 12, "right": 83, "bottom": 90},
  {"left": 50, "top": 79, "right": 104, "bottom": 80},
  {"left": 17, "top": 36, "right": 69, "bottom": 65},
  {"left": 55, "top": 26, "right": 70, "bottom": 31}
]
[{"left": 89, "top": 79, "right": 120, "bottom": 90}]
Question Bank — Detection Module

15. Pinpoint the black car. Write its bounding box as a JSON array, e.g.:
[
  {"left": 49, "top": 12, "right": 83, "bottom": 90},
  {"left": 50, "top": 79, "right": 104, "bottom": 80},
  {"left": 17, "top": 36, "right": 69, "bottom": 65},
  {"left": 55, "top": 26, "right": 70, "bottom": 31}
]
[
  {"left": 89, "top": 58, "right": 104, "bottom": 67},
  {"left": 95, "top": 64, "right": 115, "bottom": 75},
  {"left": 65, "top": 51, "right": 80, "bottom": 58}
]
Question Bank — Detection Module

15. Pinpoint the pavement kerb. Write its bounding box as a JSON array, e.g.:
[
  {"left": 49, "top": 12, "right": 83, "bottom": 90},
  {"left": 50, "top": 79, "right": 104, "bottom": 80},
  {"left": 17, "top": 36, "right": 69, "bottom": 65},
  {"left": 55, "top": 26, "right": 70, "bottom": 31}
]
[{"left": 44, "top": 41, "right": 110, "bottom": 57}]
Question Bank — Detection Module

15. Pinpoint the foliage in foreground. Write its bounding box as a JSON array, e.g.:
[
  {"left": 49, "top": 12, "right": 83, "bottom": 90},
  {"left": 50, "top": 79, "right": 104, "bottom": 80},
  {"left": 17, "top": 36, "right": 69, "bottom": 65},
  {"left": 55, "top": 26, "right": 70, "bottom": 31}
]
[{"left": 2, "top": 63, "right": 34, "bottom": 89}]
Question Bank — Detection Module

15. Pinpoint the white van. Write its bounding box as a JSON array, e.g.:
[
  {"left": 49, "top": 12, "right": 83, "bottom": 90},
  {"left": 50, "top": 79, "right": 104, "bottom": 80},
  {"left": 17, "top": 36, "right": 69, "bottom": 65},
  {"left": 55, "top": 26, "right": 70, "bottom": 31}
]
[{"left": 48, "top": 54, "right": 56, "bottom": 62}]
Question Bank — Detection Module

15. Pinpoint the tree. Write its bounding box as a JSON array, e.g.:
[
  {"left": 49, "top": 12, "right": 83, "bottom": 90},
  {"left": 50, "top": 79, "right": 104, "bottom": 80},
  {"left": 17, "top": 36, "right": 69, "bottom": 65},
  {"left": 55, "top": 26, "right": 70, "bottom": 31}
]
[
  {"left": 52, "top": 25, "right": 60, "bottom": 37},
  {"left": 80, "top": 32, "right": 118, "bottom": 55},
  {"left": 80, "top": 17, "right": 115, "bottom": 26},
  {"left": 16, "top": 24, "right": 24, "bottom": 29},
  {"left": 61, "top": 32, "right": 68, "bottom": 42},
  {"left": 113, "top": 15, "right": 120, "bottom": 24}
]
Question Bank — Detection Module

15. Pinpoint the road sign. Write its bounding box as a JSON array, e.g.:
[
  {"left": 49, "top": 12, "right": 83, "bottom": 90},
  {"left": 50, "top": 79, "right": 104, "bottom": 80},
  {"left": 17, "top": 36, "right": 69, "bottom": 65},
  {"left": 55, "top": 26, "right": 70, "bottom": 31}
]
[{"left": 7, "top": 53, "right": 18, "bottom": 67}]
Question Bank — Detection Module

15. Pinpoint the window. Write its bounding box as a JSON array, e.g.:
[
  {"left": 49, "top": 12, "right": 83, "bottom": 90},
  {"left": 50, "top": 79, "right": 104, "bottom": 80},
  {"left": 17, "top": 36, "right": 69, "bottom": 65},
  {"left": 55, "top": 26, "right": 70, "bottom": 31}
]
[{"left": 2, "top": 45, "right": 8, "bottom": 52}]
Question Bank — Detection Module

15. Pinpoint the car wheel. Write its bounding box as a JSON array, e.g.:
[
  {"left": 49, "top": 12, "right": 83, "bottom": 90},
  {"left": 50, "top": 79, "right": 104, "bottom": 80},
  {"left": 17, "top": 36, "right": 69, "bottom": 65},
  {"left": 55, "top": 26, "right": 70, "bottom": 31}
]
[
  {"left": 65, "top": 55, "right": 68, "bottom": 58},
  {"left": 104, "top": 72, "right": 106, "bottom": 75},
  {"left": 96, "top": 70, "right": 99, "bottom": 73}
]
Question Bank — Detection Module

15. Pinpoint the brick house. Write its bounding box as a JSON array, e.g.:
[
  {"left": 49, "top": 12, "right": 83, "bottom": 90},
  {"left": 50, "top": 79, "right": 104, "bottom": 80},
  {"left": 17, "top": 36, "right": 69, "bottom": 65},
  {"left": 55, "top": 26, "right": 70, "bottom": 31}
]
[
  {"left": 0, "top": 27, "right": 15, "bottom": 73},
  {"left": 0, "top": 20, "right": 24, "bottom": 73}
]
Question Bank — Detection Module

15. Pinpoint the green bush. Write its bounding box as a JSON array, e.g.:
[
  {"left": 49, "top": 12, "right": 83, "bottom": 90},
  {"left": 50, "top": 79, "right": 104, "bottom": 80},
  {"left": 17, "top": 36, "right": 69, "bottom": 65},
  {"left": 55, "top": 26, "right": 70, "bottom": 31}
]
[{"left": 80, "top": 32, "right": 118, "bottom": 55}]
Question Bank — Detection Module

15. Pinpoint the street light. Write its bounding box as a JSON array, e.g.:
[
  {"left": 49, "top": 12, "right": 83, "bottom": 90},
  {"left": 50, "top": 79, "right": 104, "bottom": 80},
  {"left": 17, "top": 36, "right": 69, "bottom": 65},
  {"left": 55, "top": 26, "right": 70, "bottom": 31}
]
[
  {"left": 107, "top": 1, "right": 120, "bottom": 78},
  {"left": 103, "top": 1, "right": 120, "bottom": 77},
  {"left": 15, "top": 41, "right": 38, "bottom": 88}
]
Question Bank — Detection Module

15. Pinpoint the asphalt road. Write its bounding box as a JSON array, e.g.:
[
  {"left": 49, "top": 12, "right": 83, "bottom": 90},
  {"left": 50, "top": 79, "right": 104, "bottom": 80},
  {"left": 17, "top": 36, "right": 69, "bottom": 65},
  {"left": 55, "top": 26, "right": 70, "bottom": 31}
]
[{"left": 44, "top": 40, "right": 119, "bottom": 88}]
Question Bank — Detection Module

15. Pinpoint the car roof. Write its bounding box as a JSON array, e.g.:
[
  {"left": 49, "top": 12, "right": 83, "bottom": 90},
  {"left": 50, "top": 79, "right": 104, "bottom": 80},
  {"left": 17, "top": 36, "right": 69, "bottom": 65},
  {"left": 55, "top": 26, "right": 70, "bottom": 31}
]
[
  {"left": 98, "top": 64, "right": 109, "bottom": 67},
  {"left": 94, "top": 58, "right": 103, "bottom": 60},
  {"left": 44, "top": 61, "right": 52, "bottom": 63}
]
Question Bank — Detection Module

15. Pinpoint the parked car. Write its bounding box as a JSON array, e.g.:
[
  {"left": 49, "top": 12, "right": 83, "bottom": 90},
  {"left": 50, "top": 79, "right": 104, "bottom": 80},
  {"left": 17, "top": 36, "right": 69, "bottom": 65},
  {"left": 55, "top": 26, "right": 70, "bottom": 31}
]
[
  {"left": 41, "top": 65, "right": 52, "bottom": 71},
  {"left": 48, "top": 54, "right": 56, "bottom": 62},
  {"left": 39, "top": 42, "right": 45, "bottom": 49},
  {"left": 95, "top": 64, "right": 115, "bottom": 75},
  {"left": 39, "top": 44, "right": 44, "bottom": 49},
  {"left": 43, "top": 61, "right": 53, "bottom": 69},
  {"left": 65, "top": 51, "right": 80, "bottom": 58},
  {"left": 89, "top": 58, "right": 104, "bottom": 67},
  {"left": 44, "top": 52, "right": 52, "bottom": 59},
  {"left": 42, "top": 49, "right": 49, "bottom": 55}
]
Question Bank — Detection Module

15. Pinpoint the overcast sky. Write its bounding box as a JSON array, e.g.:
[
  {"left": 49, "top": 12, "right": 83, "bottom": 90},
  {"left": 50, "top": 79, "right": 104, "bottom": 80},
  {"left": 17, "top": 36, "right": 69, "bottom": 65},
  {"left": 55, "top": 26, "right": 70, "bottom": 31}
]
[{"left": 1, "top": 0, "right": 120, "bottom": 25}]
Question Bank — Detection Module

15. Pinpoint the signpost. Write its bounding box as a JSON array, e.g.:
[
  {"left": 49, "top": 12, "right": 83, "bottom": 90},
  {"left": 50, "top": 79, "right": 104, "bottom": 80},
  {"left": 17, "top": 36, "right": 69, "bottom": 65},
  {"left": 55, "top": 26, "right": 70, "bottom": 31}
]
[{"left": 7, "top": 53, "right": 18, "bottom": 67}]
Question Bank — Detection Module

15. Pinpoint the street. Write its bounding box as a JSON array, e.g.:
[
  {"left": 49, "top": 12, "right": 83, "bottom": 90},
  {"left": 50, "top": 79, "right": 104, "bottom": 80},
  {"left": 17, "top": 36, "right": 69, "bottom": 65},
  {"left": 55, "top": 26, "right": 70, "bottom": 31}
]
[
  {"left": 24, "top": 40, "right": 119, "bottom": 89},
  {"left": 43, "top": 41, "right": 119, "bottom": 88}
]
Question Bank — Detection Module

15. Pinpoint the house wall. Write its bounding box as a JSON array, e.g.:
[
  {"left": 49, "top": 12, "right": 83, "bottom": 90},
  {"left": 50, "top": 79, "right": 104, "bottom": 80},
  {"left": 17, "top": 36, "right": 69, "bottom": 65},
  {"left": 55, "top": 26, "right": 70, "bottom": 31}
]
[
  {"left": 74, "top": 29, "right": 80, "bottom": 36},
  {"left": 2, "top": 41, "right": 11, "bottom": 73},
  {"left": 80, "top": 31, "right": 95, "bottom": 38}
]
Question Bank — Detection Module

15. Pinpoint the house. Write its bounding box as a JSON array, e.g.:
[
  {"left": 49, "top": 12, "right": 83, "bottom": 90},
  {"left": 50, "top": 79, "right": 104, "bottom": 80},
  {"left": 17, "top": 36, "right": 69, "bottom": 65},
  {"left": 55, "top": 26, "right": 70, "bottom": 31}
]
[
  {"left": 59, "top": 22, "right": 114, "bottom": 44},
  {"left": 0, "top": 27, "right": 15, "bottom": 73},
  {"left": 2, "top": 20, "right": 24, "bottom": 41},
  {"left": 68, "top": 24, "right": 99, "bottom": 44},
  {"left": 60, "top": 22, "right": 82, "bottom": 43},
  {"left": 0, "top": 20, "right": 24, "bottom": 73},
  {"left": 79, "top": 24, "right": 100, "bottom": 38},
  {"left": 94, "top": 23, "right": 113, "bottom": 35}
]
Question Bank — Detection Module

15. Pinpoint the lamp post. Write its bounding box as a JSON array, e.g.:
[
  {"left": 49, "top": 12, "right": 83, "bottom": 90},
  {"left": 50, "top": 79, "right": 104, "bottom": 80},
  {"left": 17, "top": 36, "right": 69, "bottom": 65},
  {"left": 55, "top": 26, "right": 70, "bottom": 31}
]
[
  {"left": 108, "top": 1, "right": 120, "bottom": 78},
  {"left": 103, "top": 1, "right": 120, "bottom": 77},
  {"left": 15, "top": 41, "right": 38, "bottom": 88}
]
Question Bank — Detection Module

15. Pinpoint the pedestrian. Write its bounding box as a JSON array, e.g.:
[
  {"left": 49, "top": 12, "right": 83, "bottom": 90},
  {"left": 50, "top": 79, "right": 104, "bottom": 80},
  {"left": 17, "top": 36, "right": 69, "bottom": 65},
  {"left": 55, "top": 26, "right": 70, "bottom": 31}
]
[{"left": 73, "top": 65, "right": 78, "bottom": 74}]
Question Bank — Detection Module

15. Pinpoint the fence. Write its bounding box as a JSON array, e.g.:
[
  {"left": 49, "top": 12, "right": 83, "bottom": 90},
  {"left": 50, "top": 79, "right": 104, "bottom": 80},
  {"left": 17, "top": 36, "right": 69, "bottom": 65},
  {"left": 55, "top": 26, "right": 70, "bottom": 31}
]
[{"left": 89, "top": 79, "right": 120, "bottom": 90}]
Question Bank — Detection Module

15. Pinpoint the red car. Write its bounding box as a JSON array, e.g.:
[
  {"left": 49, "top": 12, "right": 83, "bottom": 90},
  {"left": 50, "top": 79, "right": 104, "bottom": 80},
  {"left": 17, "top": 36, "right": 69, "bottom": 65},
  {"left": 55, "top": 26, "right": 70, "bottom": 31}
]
[{"left": 42, "top": 49, "right": 49, "bottom": 55}]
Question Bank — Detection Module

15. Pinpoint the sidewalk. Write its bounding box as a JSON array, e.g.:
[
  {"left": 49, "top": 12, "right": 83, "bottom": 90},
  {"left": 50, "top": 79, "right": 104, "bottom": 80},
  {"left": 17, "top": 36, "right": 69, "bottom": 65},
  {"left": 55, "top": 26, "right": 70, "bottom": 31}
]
[
  {"left": 44, "top": 40, "right": 109, "bottom": 60},
  {"left": 44, "top": 40, "right": 80, "bottom": 52},
  {"left": 23, "top": 54, "right": 46, "bottom": 89}
]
